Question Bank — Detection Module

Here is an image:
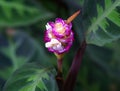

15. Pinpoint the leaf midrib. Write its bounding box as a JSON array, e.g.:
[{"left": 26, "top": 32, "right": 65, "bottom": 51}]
[
  {"left": 19, "top": 67, "right": 53, "bottom": 91},
  {"left": 87, "top": 0, "right": 120, "bottom": 34}
]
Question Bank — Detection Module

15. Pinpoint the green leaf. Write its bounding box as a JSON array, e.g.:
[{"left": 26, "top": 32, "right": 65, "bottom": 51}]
[
  {"left": 0, "top": 31, "right": 51, "bottom": 80},
  {"left": 87, "top": 45, "right": 113, "bottom": 75},
  {"left": 86, "top": 0, "right": 120, "bottom": 46},
  {"left": 0, "top": 0, "right": 54, "bottom": 27},
  {"left": 88, "top": 83, "right": 100, "bottom": 91},
  {"left": 0, "top": 39, "right": 30, "bottom": 70},
  {"left": 3, "top": 63, "right": 58, "bottom": 91},
  {"left": 64, "top": 0, "right": 84, "bottom": 6},
  {"left": 0, "top": 67, "right": 13, "bottom": 80}
]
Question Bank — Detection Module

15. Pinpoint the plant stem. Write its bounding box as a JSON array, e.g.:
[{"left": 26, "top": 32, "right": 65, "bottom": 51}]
[
  {"left": 56, "top": 56, "right": 64, "bottom": 91},
  {"left": 57, "top": 57, "right": 63, "bottom": 73},
  {"left": 63, "top": 40, "right": 86, "bottom": 91}
]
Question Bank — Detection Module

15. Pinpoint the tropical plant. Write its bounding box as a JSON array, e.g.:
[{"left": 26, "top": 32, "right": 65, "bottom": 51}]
[{"left": 0, "top": 0, "right": 120, "bottom": 91}]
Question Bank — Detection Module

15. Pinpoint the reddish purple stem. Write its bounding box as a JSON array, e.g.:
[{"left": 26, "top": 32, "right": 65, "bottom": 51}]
[
  {"left": 56, "top": 57, "right": 64, "bottom": 91},
  {"left": 63, "top": 40, "right": 86, "bottom": 91}
]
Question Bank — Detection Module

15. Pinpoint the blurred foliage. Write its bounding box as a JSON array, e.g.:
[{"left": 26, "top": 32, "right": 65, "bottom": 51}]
[
  {"left": 3, "top": 63, "right": 58, "bottom": 91},
  {"left": 0, "top": 0, "right": 120, "bottom": 91},
  {"left": 85, "top": 0, "right": 120, "bottom": 46},
  {"left": 0, "top": 0, "right": 54, "bottom": 27}
]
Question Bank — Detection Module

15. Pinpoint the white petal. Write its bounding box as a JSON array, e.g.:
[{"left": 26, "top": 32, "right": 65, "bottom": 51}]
[
  {"left": 56, "top": 44, "right": 63, "bottom": 50},
  {"left": 53, "top": 46, "right": 57, "bottom": 50},
  {"left": 48, "top": 33, "right": 53, "bottom": 38},
  {"left": 46, "top": 23, "right": 52, "bottom": 30},
  {"left": 51, "top": 39, "right": 60, "bottom": 44},
  {"left": 45, "top": 39, "right": 64, "bottom": 52},
  {"left": 45, "top": 42, "right": 52, "bottom": 48}
]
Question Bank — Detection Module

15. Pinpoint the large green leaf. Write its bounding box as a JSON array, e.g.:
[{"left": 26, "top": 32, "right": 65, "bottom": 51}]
[
  {"left": 0, "top": 0, "right": 54, "bottom": 27},
  {"left": 0, "top": 33, "right": 35, "bottom": 70},
  {"left": 3, "top": 63, "right": 58, "bottom": 91},
  {"left": 86, "top": 0, "right": 120, "bottom": 46},
  {"left": 0, "top": 31, "right": 51, "bottom": 80},
  {"left": 86, "top": 45, "right": 113, "bottom": 75}
]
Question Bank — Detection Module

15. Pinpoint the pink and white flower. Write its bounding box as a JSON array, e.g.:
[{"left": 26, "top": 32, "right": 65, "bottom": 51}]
[{"left": 44, "top": 18, "right": 74, "bottom": 54}]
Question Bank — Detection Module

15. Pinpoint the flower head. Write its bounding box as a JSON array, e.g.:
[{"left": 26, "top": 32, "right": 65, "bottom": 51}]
[
  {"left": 44, "top": 18, "right": 74, "bottom": 54},
  {"left": 44, "top": 10, "right": 80, "bottom": 55}
]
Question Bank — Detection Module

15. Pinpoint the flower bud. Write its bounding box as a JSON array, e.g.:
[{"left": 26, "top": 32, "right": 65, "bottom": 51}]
[{"left": 44, "top": 18, "right": 74, "bottom": 54}]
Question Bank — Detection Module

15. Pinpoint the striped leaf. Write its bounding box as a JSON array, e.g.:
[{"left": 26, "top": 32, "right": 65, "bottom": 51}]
[
  {"left": 3, "top": 63, "right": 58, "bottom": 91},
  {"left": 86, "top": 0, "right": 120, "bottom": 46},
  {"left": 0, "top": 0, "right": 54, "bottom": 27}
]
